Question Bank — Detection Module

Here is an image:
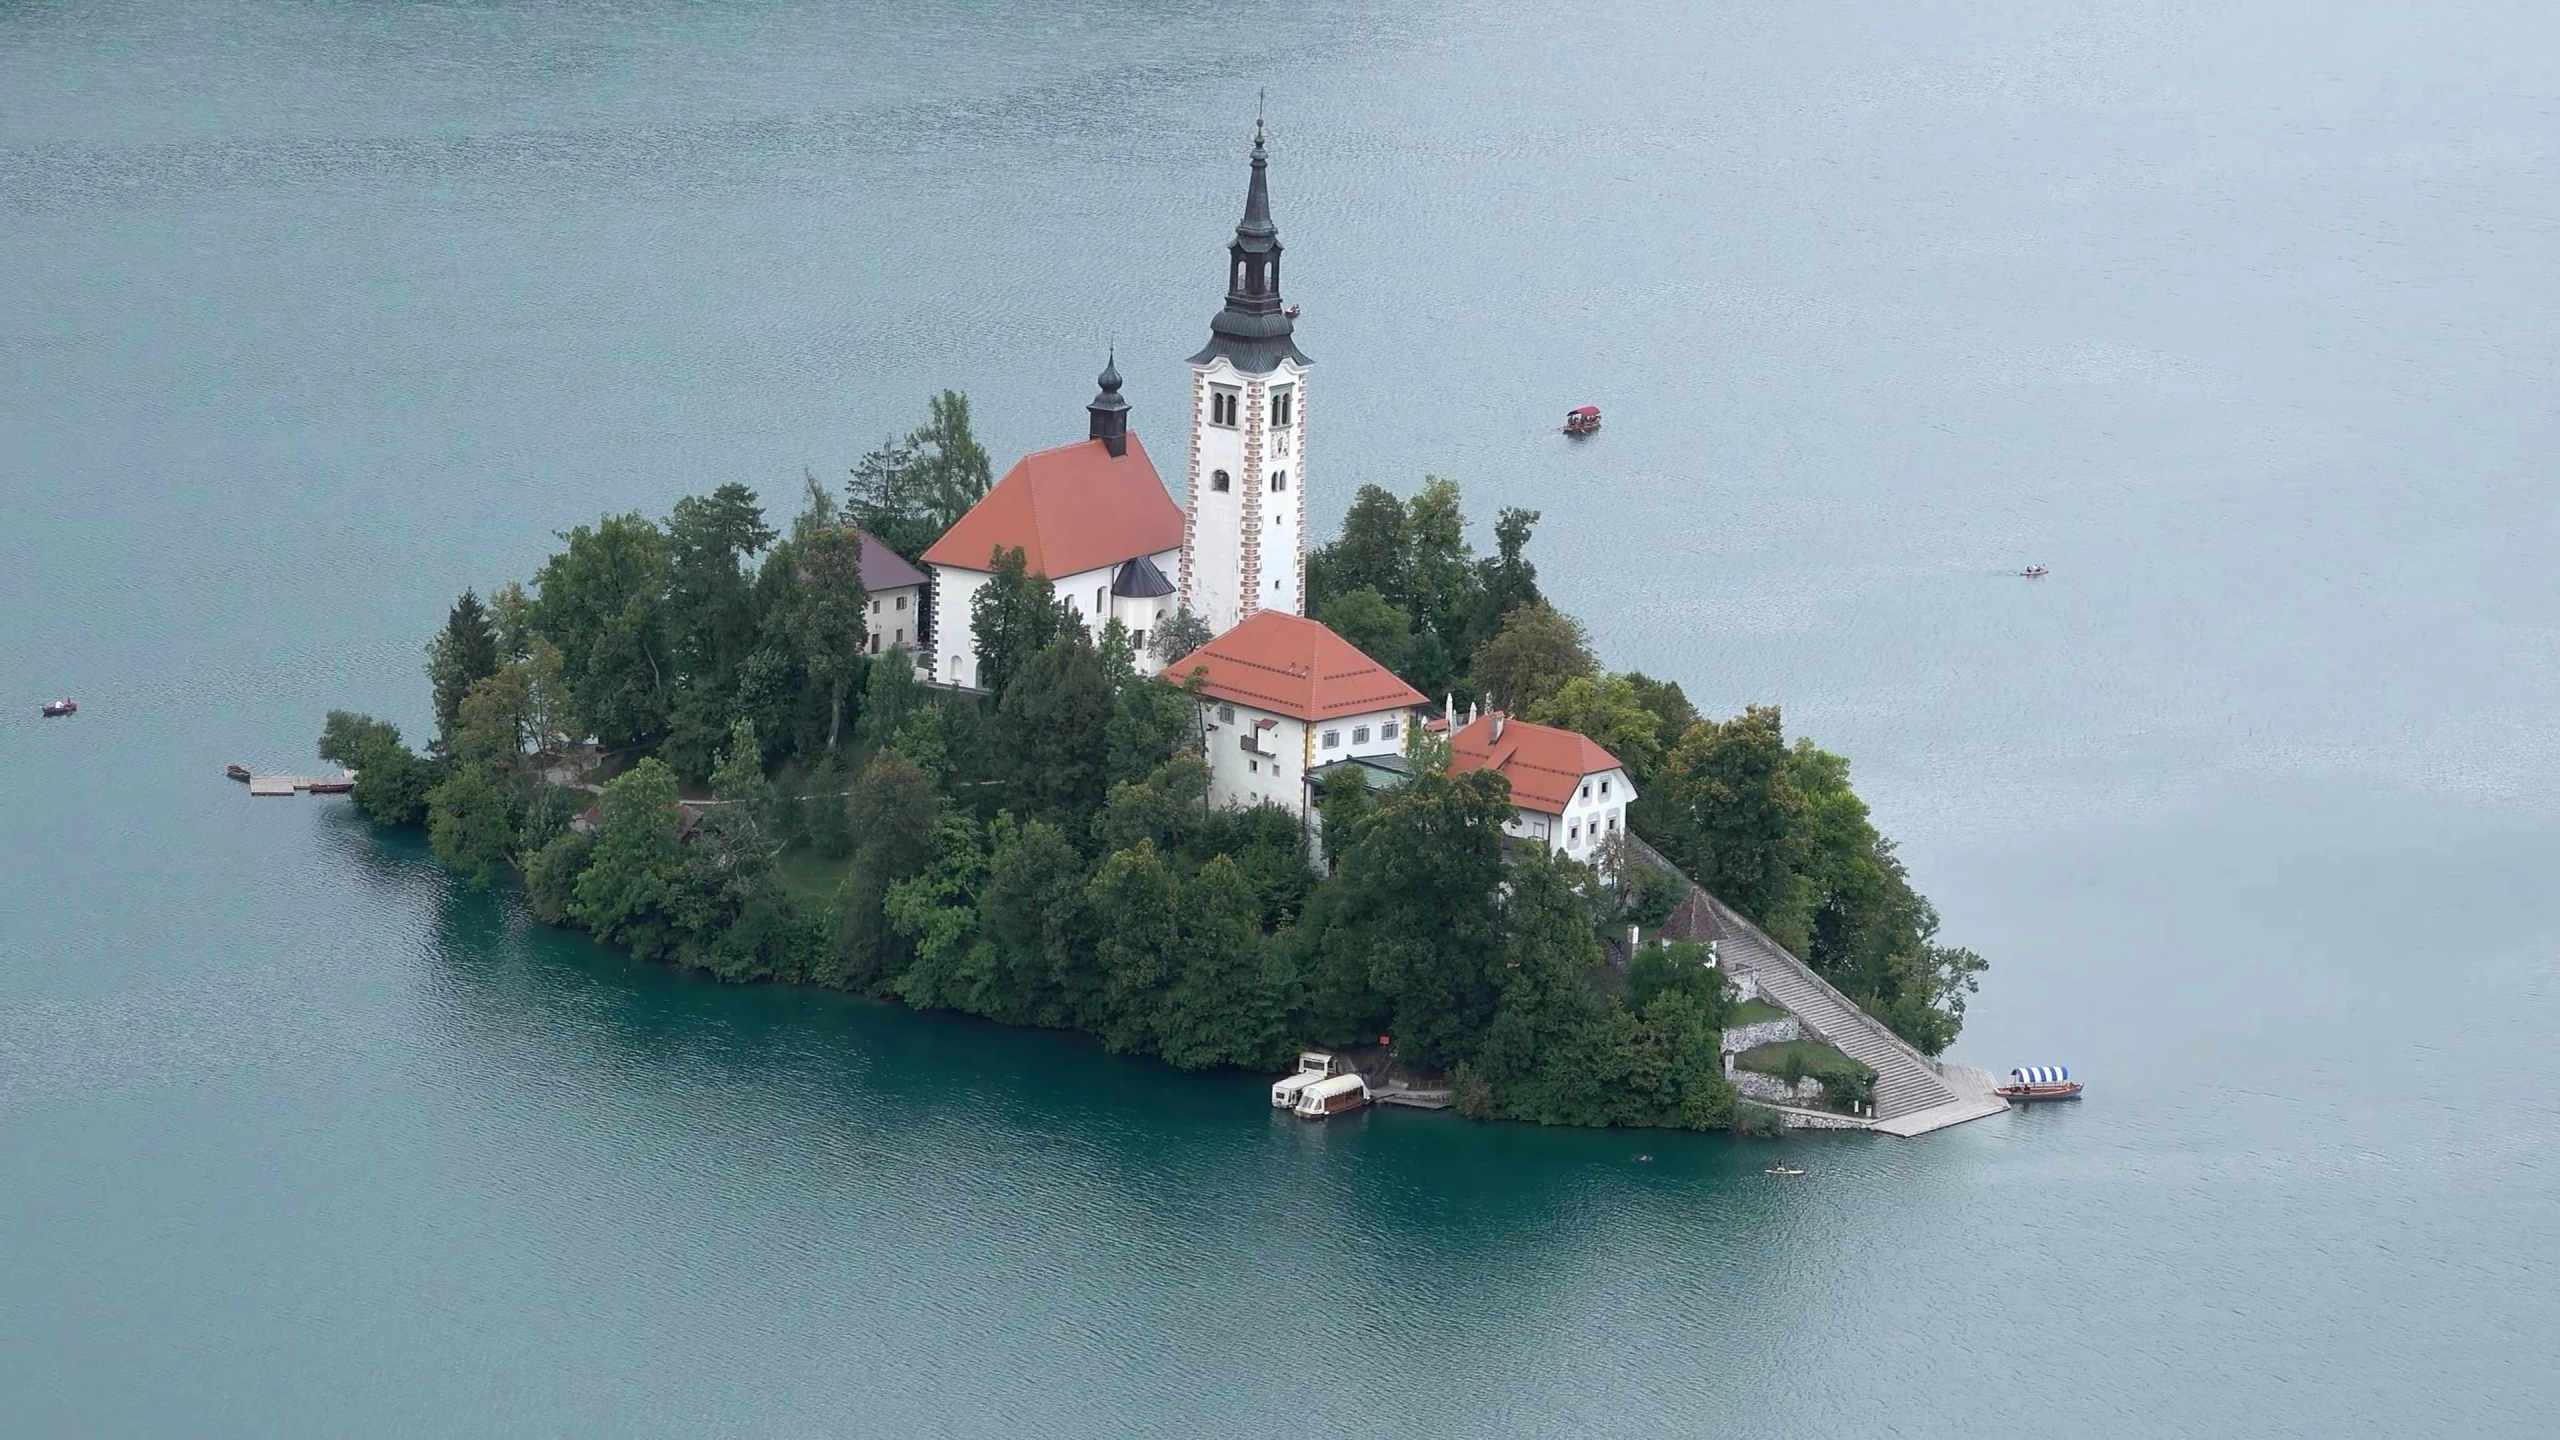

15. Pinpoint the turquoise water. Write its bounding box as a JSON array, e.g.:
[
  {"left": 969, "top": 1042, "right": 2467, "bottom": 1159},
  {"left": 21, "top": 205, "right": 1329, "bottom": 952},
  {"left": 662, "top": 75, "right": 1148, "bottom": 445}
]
[{"left": 5, "top": 0, "right": 2556, "bottom": 1433}]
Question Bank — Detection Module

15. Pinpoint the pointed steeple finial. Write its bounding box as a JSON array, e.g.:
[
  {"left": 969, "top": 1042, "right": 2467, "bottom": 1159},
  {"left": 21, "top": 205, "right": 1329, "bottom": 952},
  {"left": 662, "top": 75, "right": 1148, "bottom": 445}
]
[
  {"left": 1189, "top": 104, "right": 1310, "bottom": 374},
  {"left": 1088, "top": 346, "right": 1130, "bottom": 457}
]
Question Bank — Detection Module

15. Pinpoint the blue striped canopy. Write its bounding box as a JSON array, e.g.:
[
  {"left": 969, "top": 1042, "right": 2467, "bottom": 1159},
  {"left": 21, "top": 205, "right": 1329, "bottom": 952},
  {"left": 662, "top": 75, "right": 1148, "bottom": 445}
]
[{"left": 2010, "top": 1065, "right": 2069, "bottom": 1084}]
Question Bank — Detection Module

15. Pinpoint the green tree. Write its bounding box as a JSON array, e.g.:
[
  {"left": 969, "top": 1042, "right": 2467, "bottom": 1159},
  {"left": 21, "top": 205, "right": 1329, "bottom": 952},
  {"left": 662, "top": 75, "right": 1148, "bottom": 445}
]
[
  {"left": 846, "top": 433, "right": 935, "bottom": 559},
  {"left": 528, "top": 513, "right": 675, "bottom": 752},
  {"left": 1527, "top": 674, "right": 1668, "bottom": 788},
  {"left": 836, "top": 749, "right": 939, "bottom": 990},
  {"left": 426, "top": 589, "right": 500, "bottom": 759},
  {"left": 1306, "top": 483, "right": 1410, "bottom": 611},
  {"left": 1468, "top": 505, "right": 1545, "bottom": 651},
  {"left": 908, "top": 390, "right": 995, "bottom": 535},
  {"left": 996, "top": 631, "right": 1115, "bottom": 831},
  {"left": 426, "top": 765, "right": 523, "bottom": 889},
  {"left": 779, "top": 481, "right": 869, "bottom": 752},
  {"left": 1315, "top": 586, "right": 1413, "bottom": 671},
  {"left": 883, "top": 813, "right": 990, "bottom": 1010},
  {"left": 978, "top": 818, "right": 1095, "bottom": 1028},
  {"left": 523, "top": 830, "right": 593, "bottom": 924},
  {"left": 1655, "top": 706, "right": 1804, "bottom": 936},
  {"left": 1145, "top": 606, "right": 1215, "bottom": 666},
  {"left": 318, "top": 711, "right": 435, "bottom": 827},
  {"left": 1404, "top": 476, "right": 1482, "bottom": 656},
  {"left": 1470, "top": 603, "right": 1596, "bottom": 714},
  {"left": 708, "top": 716, "right": 783, "bottom": 862},
  {"left": 663, "top": 484, "right": 776, "bottom": 776},
  {"left": 969, "top": 546, "right": 1064, "bottom": 699},
  {"left": 569, "top": 757, "right": 686, "bottom": 961},
  {"left": 1096, "top": 752, "right": 1210, "bottom": 855},
  {"left": 1314, "top": 767, "right": 1512, "bottom": 1067},
  {"left": 1158, "top": 855, "right": 1294, "bottom": 1069},
  {"left": 1086, "top": 840, "right": 1183, "bottom": 1055},
  {"left": 854, "top": 644, "right": 926, "bottom": 753}
]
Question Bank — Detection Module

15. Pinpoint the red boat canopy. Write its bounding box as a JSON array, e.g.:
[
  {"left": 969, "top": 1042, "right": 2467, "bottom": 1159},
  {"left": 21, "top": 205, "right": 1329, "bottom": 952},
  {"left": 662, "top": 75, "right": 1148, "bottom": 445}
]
[{"left": 1568, "top": 405, "right": 1601, "bottom": 418}]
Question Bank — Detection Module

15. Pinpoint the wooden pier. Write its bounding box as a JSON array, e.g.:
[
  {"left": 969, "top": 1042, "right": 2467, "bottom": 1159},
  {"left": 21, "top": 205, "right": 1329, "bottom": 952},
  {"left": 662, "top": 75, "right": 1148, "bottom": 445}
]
[{"left": 242, "top": 773, "right": 355, "bottom": 797}]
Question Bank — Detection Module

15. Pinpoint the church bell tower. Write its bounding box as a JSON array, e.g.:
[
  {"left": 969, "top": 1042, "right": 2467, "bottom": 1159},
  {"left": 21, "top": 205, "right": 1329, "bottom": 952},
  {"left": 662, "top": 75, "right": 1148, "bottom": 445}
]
[{"left": 1180, "top": 118, "right": 1310, "bottom": 637}]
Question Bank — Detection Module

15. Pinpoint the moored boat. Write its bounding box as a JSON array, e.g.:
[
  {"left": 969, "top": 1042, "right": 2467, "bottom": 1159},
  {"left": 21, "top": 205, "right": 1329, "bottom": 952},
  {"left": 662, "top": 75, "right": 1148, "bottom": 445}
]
[
  {"left": 226, "top": 764, "right": 253, "bottom": 782},
  {"left": 1292, "top": 1072, "right": 1371, "bottom": 1119},
  {"left": 1271, "top": 1050, "right": 1343, "bottom": 1109},
  {"left": 306, "top": 776, "right": 355, "bottom": 794},
  {"left": 1563, "top": 404, "right": 1601, "bottom": 436},
  {"left": 41, "top": 698, "right": 77, "bottom": 717},
  {"left": 1995, "top": 1065, "right": 2082, "bottom": 1102}
]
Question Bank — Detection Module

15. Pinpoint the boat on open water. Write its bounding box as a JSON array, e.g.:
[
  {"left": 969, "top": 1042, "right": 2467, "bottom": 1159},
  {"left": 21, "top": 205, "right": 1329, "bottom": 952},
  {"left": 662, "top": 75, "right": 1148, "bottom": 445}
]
[
  {"left": 41, "top": 698, "right": 77, "bottom": 717},
  {"left": 1995, "top": 1065, "right": 2082, "bottom": 1102},
  {"left": 1563, "top": 405, "right": 1601, "bottom": 436}
]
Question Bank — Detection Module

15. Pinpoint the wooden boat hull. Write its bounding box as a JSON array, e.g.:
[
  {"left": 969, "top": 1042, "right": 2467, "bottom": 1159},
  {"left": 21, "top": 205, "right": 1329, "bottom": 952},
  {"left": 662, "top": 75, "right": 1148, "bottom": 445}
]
[{"left": 1995, "top": 1082, "right": 2083, "bottom": 1102}]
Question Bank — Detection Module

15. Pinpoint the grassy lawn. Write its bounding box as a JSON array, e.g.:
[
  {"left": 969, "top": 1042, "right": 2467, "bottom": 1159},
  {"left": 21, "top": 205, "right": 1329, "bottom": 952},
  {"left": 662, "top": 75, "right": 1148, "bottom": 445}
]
[
  {"left": 1734, "top": 1039, "right": 1872, "bottom": 1081},
  {"left": 776, "top": 847, "right": 850, "bottom": 908},
  {"left": 1728, "top": 997, "right": 1789, "bottom": 1026}
]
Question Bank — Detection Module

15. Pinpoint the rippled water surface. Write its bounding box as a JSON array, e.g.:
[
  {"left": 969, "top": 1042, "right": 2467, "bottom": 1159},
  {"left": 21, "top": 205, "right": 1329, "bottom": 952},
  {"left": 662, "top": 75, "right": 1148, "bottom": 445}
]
[{"left": 5, "top": 0, "right": 2557, "bottom": 1433}]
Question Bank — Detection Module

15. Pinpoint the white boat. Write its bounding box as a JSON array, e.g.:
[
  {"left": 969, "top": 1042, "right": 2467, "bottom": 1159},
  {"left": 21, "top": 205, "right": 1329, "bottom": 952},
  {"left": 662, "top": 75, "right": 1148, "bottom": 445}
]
[
  {"left": 1271, "top": 1050, "right": 1342, "bottom": 1108},
  {"left": 1293, "top": 1073, "right": 1371, "bottom": 1119}
]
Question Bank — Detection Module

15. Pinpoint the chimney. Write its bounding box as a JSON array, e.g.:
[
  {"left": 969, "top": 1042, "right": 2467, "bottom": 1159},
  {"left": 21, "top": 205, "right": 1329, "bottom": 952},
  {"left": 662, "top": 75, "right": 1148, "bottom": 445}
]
[{"left": 1491, "top": 712, "right": 1505, "bottom": 741}]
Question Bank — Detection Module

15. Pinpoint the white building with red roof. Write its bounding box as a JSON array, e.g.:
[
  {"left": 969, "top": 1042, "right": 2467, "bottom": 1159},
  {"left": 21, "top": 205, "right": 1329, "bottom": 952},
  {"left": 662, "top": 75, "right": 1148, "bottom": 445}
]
[
  {"left": 1448, "top": 712, "right": 1636, "bottom": 862},
  {"left": 919, "top": 358, "right": 1184, "bottom": 689},
  {"left": 914, "top": 122, "right": 1310, "bottom": 691},
  {"left": 1163, "top": 610, "right": 1424, "bottom": 819}
]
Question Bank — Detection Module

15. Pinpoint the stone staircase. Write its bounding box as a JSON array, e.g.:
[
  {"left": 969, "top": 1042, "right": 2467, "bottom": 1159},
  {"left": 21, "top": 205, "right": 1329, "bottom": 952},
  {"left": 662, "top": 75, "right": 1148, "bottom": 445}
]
[{"left": 1628, "top": 838, "right": 2008, "bottom": 1137}]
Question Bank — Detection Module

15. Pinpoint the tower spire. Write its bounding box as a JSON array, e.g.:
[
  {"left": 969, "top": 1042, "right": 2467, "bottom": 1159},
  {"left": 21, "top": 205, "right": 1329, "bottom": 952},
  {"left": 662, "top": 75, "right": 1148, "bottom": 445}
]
[
  {"left": 1190, "top": 111, "right": 1308, "bottom": 374},
  {"left": 1087, "top": 347, "right": 1129, "bottom": 457}
]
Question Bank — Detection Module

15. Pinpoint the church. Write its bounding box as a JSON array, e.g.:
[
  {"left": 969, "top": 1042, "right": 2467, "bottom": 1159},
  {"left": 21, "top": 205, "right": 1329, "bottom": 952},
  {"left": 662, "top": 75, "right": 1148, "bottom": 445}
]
[{"left": 920, "top": 118, "right": 1315, "bottom": 690}]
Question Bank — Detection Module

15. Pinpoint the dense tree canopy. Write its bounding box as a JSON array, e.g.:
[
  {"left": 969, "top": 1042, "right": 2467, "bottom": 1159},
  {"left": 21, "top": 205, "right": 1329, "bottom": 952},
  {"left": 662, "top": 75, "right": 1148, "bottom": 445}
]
[{"left": 323, "top": 442, "right": 1982, "bottom": 1121}]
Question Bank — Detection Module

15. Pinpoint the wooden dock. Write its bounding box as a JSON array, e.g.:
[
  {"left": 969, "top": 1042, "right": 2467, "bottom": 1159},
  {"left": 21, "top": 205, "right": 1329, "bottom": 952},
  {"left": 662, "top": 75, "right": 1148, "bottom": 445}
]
[{"left": 243, "top": 773, "right": 354, "bottom": 797}]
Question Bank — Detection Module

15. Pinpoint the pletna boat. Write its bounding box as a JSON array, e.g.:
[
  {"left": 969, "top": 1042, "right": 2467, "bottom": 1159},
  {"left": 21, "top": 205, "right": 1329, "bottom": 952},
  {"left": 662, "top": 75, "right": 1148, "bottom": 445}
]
[
  {"left": 306, "top": 776, "right": 355, "bottom": 795},
  {"left": 226, "top": 764, "right": 253, "bottom": 782},
  {"left": 40, "top": 698, "right": 77, "bottom": 717},
  {"left": 2022, "top": 565, "right": 2049, "bottom": 578},
  {"left": 1764, "top": 1164, "right": 1805, "bottom": 1176},
  {"left": 1563, "top": 405, "right": 1601, "bottom": 436},
  {"left": 1995, "top": 1065, "right": 2082, "bottom": 1102}
]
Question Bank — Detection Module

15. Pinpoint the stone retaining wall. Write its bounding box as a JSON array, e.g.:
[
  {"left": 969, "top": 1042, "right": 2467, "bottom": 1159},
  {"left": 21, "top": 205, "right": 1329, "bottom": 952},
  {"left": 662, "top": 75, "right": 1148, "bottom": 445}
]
[
  {"left": 1730, "top": 1070, "right": 1825, "bottom": 1106},
  {"left": 1721, "top": 1016, "right": 1800, "bottom": 1052}
]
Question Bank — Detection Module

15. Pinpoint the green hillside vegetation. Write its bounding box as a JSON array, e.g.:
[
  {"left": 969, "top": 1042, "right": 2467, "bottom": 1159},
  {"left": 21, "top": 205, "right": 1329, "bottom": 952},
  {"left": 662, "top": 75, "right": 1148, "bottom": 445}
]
[{"left": 317, "top": 396, "right": 1983, "bottom": 1131}]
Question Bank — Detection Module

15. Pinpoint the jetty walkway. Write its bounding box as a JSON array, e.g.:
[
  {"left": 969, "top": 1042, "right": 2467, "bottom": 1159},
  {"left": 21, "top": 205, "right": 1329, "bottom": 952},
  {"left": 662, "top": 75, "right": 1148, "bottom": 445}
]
[{"left": 1626, "top": 836, "right": 2008, "bottom": 1138}]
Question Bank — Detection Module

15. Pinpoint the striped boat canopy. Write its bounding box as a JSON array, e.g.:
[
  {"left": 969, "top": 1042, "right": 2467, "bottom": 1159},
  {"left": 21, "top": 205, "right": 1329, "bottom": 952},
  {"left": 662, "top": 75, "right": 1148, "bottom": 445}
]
[{"left": 2010, "top": 1065, "right": 2069, "bottom": 1084}]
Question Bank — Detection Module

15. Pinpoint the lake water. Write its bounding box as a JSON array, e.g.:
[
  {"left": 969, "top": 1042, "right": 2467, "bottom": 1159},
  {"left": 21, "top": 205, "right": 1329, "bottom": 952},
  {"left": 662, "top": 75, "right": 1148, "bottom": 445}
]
[{"left": 4, "top": 0, "right": 2556, "bottom": 1433}]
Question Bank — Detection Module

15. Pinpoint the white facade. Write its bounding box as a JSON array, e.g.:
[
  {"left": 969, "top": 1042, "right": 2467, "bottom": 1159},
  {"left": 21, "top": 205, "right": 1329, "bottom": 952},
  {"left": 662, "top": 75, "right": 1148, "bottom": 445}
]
[
  {"left": 931, "top": 549, "right": 1181, "bottom": 691},
  {"left": 1199, "top": 697, "right": 1407, "bottom": 819},
  {"left": 1502, "top": 767, "right": 1638, "bottom": 862},
  {"left": 864, "top": 583, "right": 923, "bottom": 657},
  {"left": 1182, "top": 356, "right": 1306, "bottom": 637}
]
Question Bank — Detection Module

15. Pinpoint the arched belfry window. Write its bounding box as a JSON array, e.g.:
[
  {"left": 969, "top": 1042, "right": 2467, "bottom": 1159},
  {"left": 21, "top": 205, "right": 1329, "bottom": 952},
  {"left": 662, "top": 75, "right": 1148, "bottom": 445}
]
[
  {"left": 1270, "top": 470, "right": 1288, "bottom": 493},
  {"left": 1211, "top": 469, "right": 1231, "bottom": 492}
]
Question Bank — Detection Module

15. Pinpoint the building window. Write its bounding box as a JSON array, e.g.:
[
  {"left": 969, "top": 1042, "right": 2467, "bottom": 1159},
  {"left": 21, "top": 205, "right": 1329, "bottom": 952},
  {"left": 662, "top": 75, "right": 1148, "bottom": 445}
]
[
  {"left": 1570, "top": 822, "right": 1581, "bottom": 842},
  {"left": 1210, "top": 388, "right": 1240, "bottom": 427},
  {"left": 1211, "top": 469, "right": 1231, "bottom": 493},
  {"left": 1096, "top": 587, "right": 1107, "bottom": 614},
  {"left": 871, "top": 599, "right": 881, "bottom": 614},
  {"left": 1381, "top": 719, "right": 1398, "bottom": 739},
  {"left": 1352, "top": 726, "right": 1369, "bottom": 744},
  {"left": 1249, "top": 760, "right": 1259, "bottom": 773},
  {"left": 1608, "top": 813, "right": 1619, "bottom": 832},
  {"left": 1581, "top": 783, "right": 1591, "bottom": 801},
  {"left": 1217, "top": 705, "right": 1235, "bottom": 724},
  {"left": 1322, "top": 730, "right": 1341, "bottom": 749},
  {"left": 870, "top": 633, "right": 881, "bottom": 654},
  {"left": 1271, "top": 387, "right": 1294, "bottom": 427},
  {"left": 894, "top": 628, "right": 903, "bottom": 645},
  {"left": 1600, "top": 778, "right": 1609, "bottom": 796},
  {"left": 1270, "top": 470, "right": 1287, "bottom": 492},
  {"left": 896, "top": 595, "right": 907, "bottom": 611},
  {"left": 1132, "top": 629, "right": 1145, "bottom": 652}
]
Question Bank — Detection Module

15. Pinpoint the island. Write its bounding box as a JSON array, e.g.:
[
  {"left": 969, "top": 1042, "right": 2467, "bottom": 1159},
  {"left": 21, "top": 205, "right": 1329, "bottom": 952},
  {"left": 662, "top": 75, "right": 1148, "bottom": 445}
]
[{"left": 316, "top": 125, "right": 1989, "bottom": 1136}]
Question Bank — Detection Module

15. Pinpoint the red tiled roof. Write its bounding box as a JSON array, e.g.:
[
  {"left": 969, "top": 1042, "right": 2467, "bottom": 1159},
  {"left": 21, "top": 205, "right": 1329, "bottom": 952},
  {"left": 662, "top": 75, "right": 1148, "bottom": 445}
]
[
  {"left": 1447, "top": 714, "right": 1625, "bottom": 815},
  {"left": 920, "top": 432, "right": 1184, "bottom": 578},
  {"left": 1162, "top": 610, "right": 1426, "bottom": 722}
]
